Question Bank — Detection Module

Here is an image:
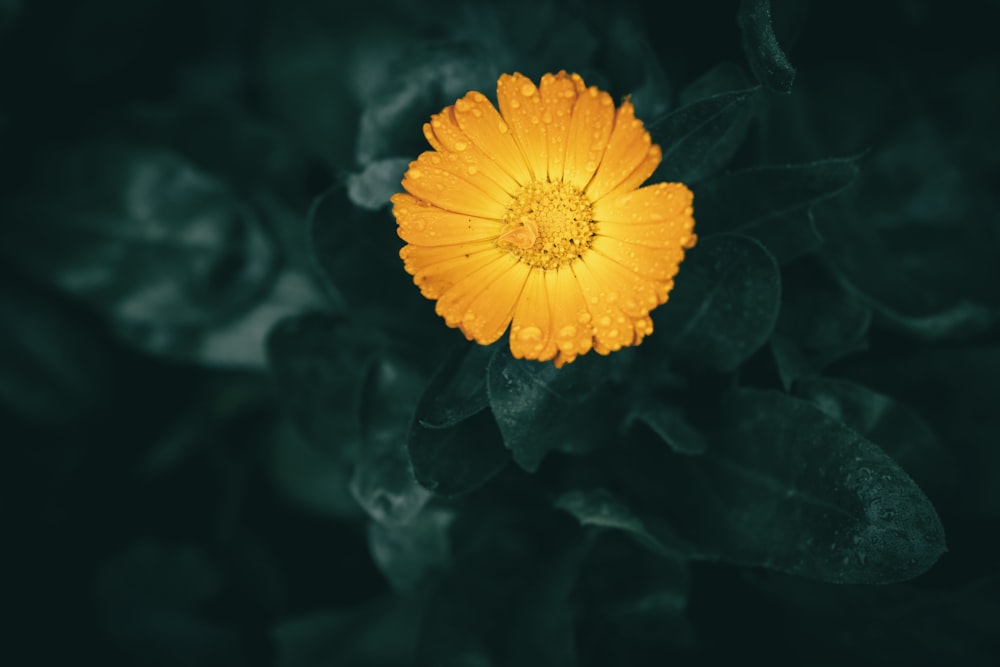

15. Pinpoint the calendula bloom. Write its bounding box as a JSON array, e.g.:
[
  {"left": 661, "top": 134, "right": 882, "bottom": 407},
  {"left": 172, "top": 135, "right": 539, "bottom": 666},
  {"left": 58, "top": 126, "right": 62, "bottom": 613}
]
[{"left": 391, "top": 71, "right": 696, "bottom": 367}]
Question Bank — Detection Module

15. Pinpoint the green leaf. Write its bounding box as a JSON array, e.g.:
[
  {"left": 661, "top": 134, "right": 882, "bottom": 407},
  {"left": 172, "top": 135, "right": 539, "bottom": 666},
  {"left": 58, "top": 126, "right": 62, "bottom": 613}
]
[
  {"left": 793, "top": 376, "right": 958, "bottom": 497},
  {"left": 368, "top": 507, "right": 454, "bottom": 592},
  {"left": 771, "top": 264, "right": 872, "bottom": 388},
  {"left": 628, "top": 401, "right": 707, "bottom": 455},
  {"left": 649, "top": 87, "right": 758, "bottom": 184},
  {"left": 266, "top": 313, "right": 381, "bottom": 458},
  {"left": 416, "top": 343, "right": 495, "bottom": 429},
  {"left": 652, "top": 234, "right": 781, "bottom": 373},
  {"left": 738, "top": 0, "right": 796, "bottom": 93},
  {"left": 633, "top": 389, "right": 946, "bottom": 584},
  {"left": 408, "top": 409, "right": 510, "bottom": 497},
  {"left": 487, "top": 346, "right": 614, "bottom": 472},
  {"left": 555, "top": 489, "right": 692, "bottom": 560},
  {"left": 678, "top": 62, "right": 753, "bottom": 106},
  {"left": 694, "top": 156, "right": 860, "bottom": 236}
]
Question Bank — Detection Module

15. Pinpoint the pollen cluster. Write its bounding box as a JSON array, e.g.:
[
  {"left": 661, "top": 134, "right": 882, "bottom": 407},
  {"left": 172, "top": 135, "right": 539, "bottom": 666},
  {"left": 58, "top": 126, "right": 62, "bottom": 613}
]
[{"left": 497, "top": 180, "right": 595, "bottom": 270}]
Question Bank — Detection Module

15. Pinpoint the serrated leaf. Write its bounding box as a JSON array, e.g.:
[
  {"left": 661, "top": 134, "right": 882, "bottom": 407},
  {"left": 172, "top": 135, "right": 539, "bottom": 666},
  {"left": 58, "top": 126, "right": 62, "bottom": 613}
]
[
  {"left": 650, "top": 87, "right": 757, "bottom": 184},
  {"left": 653, "top": 234, "right": 781, "bottom": 373},
  {"left": 632, "top": 389, "right": 946, "bottom": 584},
  {"left": 738, "top": 0, "right": 796, "bottom": 93}
]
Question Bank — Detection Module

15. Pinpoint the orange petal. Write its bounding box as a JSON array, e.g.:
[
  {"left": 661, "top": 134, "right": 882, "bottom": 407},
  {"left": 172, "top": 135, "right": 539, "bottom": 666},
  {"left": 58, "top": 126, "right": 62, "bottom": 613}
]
[
  {"left": 509, "top": 268, "right": 559, "bottom": 362},
  {"left": 590, "top": 235, "right": 687, "bottom": 283},
  {"left": 497, "top": 73, "right": 548, "bottom": 182},
  {"left": 392, "top": 193, "right": 502, "bottom": 246},
  {"left": 592, "top": 182, "right": 694, "bottom": 224},
  {"left": 539, "top": 71, "right": 585, "bottom": 182},
  {"left": 400, "top": 242, "right": 500, "bottom": 299},
  {"left": 452, "top": 90, "right": 531, "bottom": 186},
  {"left": 592, "top": 143, "right": 662, "bottom": 204},
  {"left": 401, "top": 156, "right": 508, "bottom": 219},
  {"left": 571, "top": 257, "right": 643, "bottom": 355},
  {"left": 424, "top": 111, "right": 521, "bottom": 195},
  {"left": 457, "top": 261, "right": 532, "bottom": 345},
  {"left": 563, "top": 84, "right": 615, "bottom": 190},
  {"left": 434, "top": 252, "right": 520, "bottom": 329},
  {"left": 550, "top": 264, "right": 596, "bottom": 367},
  {"left": 413, "top": 150, "right": 513, "bottom": 207},
  {"left": 585, "top": 99, "right": 657, "bottom": 201}
]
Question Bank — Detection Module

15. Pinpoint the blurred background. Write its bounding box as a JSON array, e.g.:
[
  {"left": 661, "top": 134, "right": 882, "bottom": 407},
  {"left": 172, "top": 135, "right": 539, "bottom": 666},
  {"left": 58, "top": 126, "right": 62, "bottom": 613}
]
[{"left": 2, "top": 0, "right": 999, "bottom": 665}]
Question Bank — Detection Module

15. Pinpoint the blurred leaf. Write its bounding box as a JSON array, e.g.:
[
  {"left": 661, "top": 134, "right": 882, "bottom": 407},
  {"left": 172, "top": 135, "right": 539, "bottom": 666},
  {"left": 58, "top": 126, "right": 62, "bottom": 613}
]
[
  {"left": 555, "top": 489, "right": 692, "bottom": 559},
  {"left": 351, "top": 353, "right": 432, "bottom": 524},
  {"left": 267, "top": 312, "right": 383, "bottom": 458},
  {"left": 1, "top": 142, "right": 281, "bottom": 364},
  {"left": 694, "top": 156, "right": 860, "bottom": 235},
  {"left": 346, "top": 157, "right": 410, "bottom": 210},
  {"left": 368, "top": 507, "right": 454, "bottom": 592},
  {"left": 678, "top": 62, "right": 753, "bottom": 106},
  {"left": 0, "top": 275, "right": 111, "bottom": 425},
  {"left": 650, "top": 87, "right": 758, "bottom": 184},
  {"left": 772, "top": 264, "right": 872, "bottom": 388},
  {"left": 417, "top": 343, "right": 495, "bottom": 430},
  {"left": 487, "top": 346, "right": 615, "bottom": 472},
  {"left": 652, "top": 234, "right": 781, "bottom": 374},
  {"left": 628, "top": 400, "right": 708, "bottom": 455},
  {"left": 793, "top": 376, "right": 958, "bottom": 497},
  {"left": 738, "top": 0, "right": 796, "bottom": 93},
  {"left": 409, "top": 408, "right": 510, "bottom": 497},
  {"left": 633, "top": 389, "right": 946, "bottom": 583}
]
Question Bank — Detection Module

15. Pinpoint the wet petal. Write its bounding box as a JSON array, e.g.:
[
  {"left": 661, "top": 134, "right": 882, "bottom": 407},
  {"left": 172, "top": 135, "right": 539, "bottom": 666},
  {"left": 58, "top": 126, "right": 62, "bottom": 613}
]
[
  {"left": 509, "top": 269, "right": 558, "bottom": 361},
  {"left": 452, "top": 90, "right": 531, "bottom": 186},
  {"left": 435, "top": 253, "right": 520, "bottom": 329},
  {"left": 424, "top": 111, "right": 521, "bottom": 195},
  {"left": 593, "top": 182, "right": 694, "bottom": 224},
  {"left": 539, "top": 71, "right": 585, "bottom": 182},
  {"left": 571, "top": 257, "right": 643, "bottom": 355},
  {"left": 592, "top": 143, "right": 662, "bottom": 204},
  {"left": 590, "top": 234, "right": 687, "bottom": 282},
  {"left": 392, "top": 194, "right": 502, "bottom": 246},
  {"left": 401, "top": 155, "right": 508, "bottom": 218},
  {"left": 458, "top": 261, "right": 532, "bottom": 345},
  {"left": 401, "top": 242, "right": 501, "bottom": 299},
  {"left": 563, "top": 85, "right": 615, "bottom": 190},
  {"left": 497, "top": 73, "right": 548, "bottom": 182},
  {"left": 586, "top": 100, "right": 657, "bottom": 201},
  {"left": 550, "top": 264, "right": 595, "bottom": 367}
]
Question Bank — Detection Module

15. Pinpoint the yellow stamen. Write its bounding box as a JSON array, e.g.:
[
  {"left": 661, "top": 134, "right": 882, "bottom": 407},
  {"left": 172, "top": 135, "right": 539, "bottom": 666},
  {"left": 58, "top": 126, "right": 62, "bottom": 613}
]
[{"left": 497, "top": 180, "right": 594, "bottom": 270}]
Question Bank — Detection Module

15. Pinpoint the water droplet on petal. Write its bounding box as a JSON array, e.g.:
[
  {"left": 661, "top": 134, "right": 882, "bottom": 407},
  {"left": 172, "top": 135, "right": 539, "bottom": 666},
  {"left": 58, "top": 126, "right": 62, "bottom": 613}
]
[
  {"left": 577, "top": 312, "right": 592, "bottom": 324},
  {"left": 510, "top": 99, "right": 521, "bottom": 109},
  {"left": 558, "top": 325, "right": 577, "bottom": 338},
  {"left": 409, "top": 168, "right": 423, "bottom": 179},
  {"left": 518, "top": 326, "right": 543, "bottom": 342},
  {"left": 467, "top": 166, "right": 478, "bottom": 175},
  {"left": 454, "top": 141, "right": 468, "bottom": 151},
  {"left": 497, "top": 120, "right": 509, "bottom": 133},
  {"left": 521, "top": 83, "right": 536, "bottom": 97},
  {"left": 599, "top": 316, "right": 612, "bottom": 327}
]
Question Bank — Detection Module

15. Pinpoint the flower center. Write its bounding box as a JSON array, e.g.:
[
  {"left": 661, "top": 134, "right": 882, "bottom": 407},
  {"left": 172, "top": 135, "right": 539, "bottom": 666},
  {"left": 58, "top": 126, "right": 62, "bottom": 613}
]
[{"left": 497, "top": 180, "right": 595, "bottom": 270}]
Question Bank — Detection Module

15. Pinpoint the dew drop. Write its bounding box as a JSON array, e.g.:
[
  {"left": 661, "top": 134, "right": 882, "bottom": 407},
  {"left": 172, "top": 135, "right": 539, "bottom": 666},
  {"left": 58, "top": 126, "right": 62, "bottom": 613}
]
[
  {"left": 467, "top": 166, "right": 478, "bottom": 175},
  {"left": 409, "top": 168, "right": 423, "bottom": 179},
  {"left": 608, "top": 329, "right": 619, "bottom": 338},
  {"left": 454, "top": 141, "right": 468, "bottom": 151},
  {"left": 607, "top": 291, "right": 619, "bottom": 303},
  {"left": 510, "top": 99, "right": 521, "bottom": 109},
  {"left": 472, "top": 109, "right": 482, "bottom": 118},
  {"left": 577, "top": 312, "right": 592, "bottom": 324},
  {"left": 599, "top": 316, "right": 612, "bottom": 327},
  {"left": 558, "top": 324, "right": 577, "bottom": 338},
  {"left": 517, "top": 326, "right": 543, "bottom": 341},
  {"left": 521, "top": 83, "right": 536, "bottom": 97},
  {"left": 498, "top": 120, "right": 509, "bottom": 133}
]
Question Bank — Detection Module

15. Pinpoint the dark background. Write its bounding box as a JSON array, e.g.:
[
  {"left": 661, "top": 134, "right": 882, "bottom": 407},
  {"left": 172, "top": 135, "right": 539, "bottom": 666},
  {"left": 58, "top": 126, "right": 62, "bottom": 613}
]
[{"left": 3, "top": 0, "right": 999, "bottom": 665}]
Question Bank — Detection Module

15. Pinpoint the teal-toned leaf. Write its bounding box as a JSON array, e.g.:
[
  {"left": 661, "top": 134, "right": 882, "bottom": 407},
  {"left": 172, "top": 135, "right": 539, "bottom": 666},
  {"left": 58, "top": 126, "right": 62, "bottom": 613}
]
[
  {"left": 652, "top": 234, "right": 781, "bottom": 374},
  {"left": 793, "top": 376, "right": 958, "bottom": 497},
  {"left": 694, "top": 156, "right": 860, "bottom": 236},
  {"left": 368, "top": 507, "right": 454, "bottom": 592},
  {"left": 408, "top": 409, "right": 510, "bottom": 497},
  {"left": 266, "top": 313, "right": 382, "bottom": 458},
  {"left": 628, "top": 401, "right": 707, "bottom": 455},
  {"left": 416, "top": 343, "right": 495, "bottom": 430},
  {"left": 650, "top": 87, "right": 758, "bottom": 184},
  {"left": 678, "top": 62, "right": 753, "bottom": 106},
  {"left": 738, "top": 0, "right": 796, "bottom": 93},
  {"left": 772, "top": 264, "right": 872, "bottom": 388},
  {"left": 555, "top": 489, "right": 691, "bottom": 560},
  {"left": 351, "top": 353, "right": 432, "bottom": 524},
  {"left": 487, "top": 346, "right": 614, "bottom": 472},
  {"left": 633, "top": 389, "right": 946, "bottom": 584}
]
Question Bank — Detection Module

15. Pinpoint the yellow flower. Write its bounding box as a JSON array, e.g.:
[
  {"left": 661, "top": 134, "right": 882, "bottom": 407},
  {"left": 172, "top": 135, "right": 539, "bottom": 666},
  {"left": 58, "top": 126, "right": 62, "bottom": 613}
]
[{"left": 391, "top": 71, "right": 696, "bottom": 367}]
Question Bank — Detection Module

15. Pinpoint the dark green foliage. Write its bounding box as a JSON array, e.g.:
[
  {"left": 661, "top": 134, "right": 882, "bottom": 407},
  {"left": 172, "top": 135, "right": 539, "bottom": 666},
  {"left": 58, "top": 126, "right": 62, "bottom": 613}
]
[{"left": 4, "top": 1, "right": 998, "bottom": 666}]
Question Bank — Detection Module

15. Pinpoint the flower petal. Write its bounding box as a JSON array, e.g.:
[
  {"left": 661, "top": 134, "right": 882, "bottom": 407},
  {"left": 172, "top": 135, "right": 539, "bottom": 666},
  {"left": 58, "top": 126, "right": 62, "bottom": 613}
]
[
  {"left": 452, "top": 90, "right": 531, "bottom": 186},
  {"left": 586, "top": 99, "right": 657, "bottom": 201},
  {"left": 592, "top": 143, "right": 662, "bottom": 204},
  {"left": 435, "top": 252, "right": 520, "bottom": 330},
  {"left": 592, "top": 182, "right": 694, "bottom": 224},
  {"left": 457, "top": 262, "right": 531, "bottom": 345},
  {"left": 509, "top": 269, "right": 559, "bottom": 362},
  {"left": 400, "top": 242, "right": 501, "bottom": 299},
  {"left": 402, "top": 155, "right": 508, "bottom": 218},
  {"left": 392, "top": 194, "right": 503, "bottom": 246},
  {"left": 497, "top": 73, "right": 548, "bottom": 182},
  {"left": 571, "top": 256, "right": 646, "bottom": 355},
  {"left": 424, "top": 111, "right": 521, "bottom": 195},
  {"left": 550, "top": 264, "right": 595, "bottom": 367},
  {"left": 563, "top": 84, "right": 615, "bottom": 190},
  {"left": 539, "top": 71, "right": 585, "bottom": 183},
  {"left": 590, "top": 235, "right": 687, "bottom": 283}
]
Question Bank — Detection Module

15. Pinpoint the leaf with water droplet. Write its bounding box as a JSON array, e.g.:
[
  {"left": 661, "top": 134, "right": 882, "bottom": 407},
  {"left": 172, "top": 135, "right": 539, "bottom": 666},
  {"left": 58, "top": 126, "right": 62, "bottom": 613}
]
[
  {"left": 625, "top": 388, "right": 946, "bottom": 584},
  {"left": 738, "top": 0, "right": 797, "bottom": 93}
]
